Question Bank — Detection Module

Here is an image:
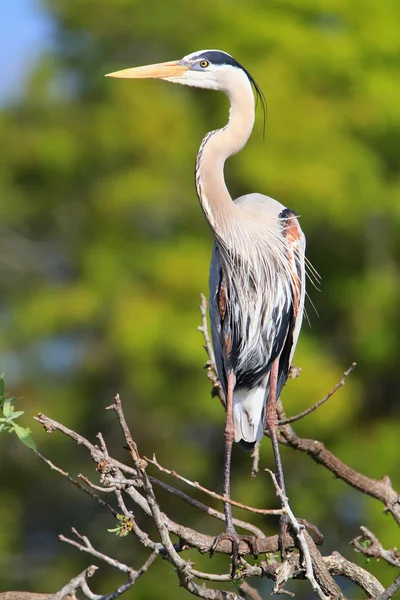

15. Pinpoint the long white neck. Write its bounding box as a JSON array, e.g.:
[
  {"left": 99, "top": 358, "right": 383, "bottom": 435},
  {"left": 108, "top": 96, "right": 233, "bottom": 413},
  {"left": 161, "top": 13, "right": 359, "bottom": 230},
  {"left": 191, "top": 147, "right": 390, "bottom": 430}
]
[{"left": 195, "top": 72, "right": 255, "bottom": 247}]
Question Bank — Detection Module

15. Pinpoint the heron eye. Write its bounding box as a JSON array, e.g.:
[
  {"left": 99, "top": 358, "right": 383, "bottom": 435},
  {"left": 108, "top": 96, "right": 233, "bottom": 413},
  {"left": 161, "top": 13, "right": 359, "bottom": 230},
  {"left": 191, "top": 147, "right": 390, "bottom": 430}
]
[{"left": 199, "top": 60, "right": 209, "bottom": 68}]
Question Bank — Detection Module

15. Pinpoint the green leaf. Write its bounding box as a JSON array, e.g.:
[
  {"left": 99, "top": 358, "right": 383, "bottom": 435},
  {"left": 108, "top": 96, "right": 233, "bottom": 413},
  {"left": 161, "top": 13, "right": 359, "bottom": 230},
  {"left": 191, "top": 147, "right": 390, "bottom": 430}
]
[
  {"left": 12, "top": 423, "right": 37, "bottom": 451},
  {"left": 9, "top": 411, "right": 25, "bottom": 420},
  {"left": 2, "top": 398, "right": 13, "bottom": 418}
]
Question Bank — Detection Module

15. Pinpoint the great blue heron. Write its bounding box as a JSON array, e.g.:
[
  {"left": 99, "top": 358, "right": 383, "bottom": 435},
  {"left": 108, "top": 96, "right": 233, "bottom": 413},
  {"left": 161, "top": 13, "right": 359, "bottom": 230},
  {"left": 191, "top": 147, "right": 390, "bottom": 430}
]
[{"left": 107, "top": 49, "right": 306, "bottom": 570}]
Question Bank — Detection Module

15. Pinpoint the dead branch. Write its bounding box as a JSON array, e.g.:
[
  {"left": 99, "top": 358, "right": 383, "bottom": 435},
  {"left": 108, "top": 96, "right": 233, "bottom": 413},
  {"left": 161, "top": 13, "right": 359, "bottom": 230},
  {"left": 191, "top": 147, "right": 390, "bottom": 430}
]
[
  {"left": 145, "top": 453, "right": 282, "bottom": 516},
  {"left": 59, "top": 528, "right": 138, "bottom": 575},
  {"left": 51, "top": 565, "right": 98, "bottom": 600},
  {"left": 37, "top": 417, "right": 294, "bottom": 558},
  {"left": 279, "top": 362, "right": 356, "bottom": 425},
  {"left": 27, "top": 318, "right": 397, "bottom": 600},
  {"left": 325, "top": 551, "right": 385, "bottom": 597},
  {"left": 301, "top": 531, "right": 342, "bottom": 599},
  {"left": 34, "top": 406, "right": 295, "bottom": 600},
  {"left": 0, "top": 595, "right": 56, "bottom": 600},
  {"left": 266, "top": 470, "right": 334, "bottom": 600},
  {"left": 275, "top": 404, "right": 400, "bottom": 526},
  {"left": 31, "top": 386, "right": 398, "bottom": 600},
  {"left": 238, "top": 581, "right": 264, "bottom": 600},
  {"left": 57, "top": 529, "right": 159, "bottom": 600},
  {"left": 351, "top": 526, "right": 400, "bottom": 567},
  {"left": 35, "top": 452, "right": 119, "bottom": 517},
  {"left": 376, "top": 574, "right": 400, "bottom": 600},
  {"left": 198, "top": 293, "right": 226, "bottom": 407}
]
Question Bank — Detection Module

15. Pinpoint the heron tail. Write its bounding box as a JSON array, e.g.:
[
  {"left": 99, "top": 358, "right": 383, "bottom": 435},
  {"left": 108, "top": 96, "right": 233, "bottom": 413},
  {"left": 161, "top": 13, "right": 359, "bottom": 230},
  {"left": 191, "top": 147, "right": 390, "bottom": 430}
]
[{"left": 233, "top": 385, "right": 266, "bottom": 448}]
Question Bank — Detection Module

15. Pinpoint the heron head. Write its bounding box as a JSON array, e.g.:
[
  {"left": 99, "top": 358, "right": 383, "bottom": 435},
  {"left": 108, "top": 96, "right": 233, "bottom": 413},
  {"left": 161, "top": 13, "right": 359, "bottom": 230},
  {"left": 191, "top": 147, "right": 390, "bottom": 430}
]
[{"left": 106, "top": 49, "right": 261, "bottom": 96}]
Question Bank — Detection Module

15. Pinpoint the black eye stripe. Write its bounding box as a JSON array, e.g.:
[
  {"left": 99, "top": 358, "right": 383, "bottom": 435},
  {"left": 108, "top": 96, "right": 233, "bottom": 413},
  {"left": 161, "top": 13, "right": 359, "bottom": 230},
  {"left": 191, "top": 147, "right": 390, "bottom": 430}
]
[{"left": 199, "top": 51, "right": 237, "bottom": 67}]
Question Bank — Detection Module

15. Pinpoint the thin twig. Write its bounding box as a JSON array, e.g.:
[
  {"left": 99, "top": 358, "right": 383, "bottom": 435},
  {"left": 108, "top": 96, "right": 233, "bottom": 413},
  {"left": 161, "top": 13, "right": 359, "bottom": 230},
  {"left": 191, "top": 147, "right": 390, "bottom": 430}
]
[
  {"left": 199, "top": 293, "right": 216, "bottom": 367},
  {"left": 114, "top": 488, "right": 161, "bottom": 551},
  {"left": 238, "top": 581, "right": 264, "bottom": 600},
  {"left": 376, "top": 574, "right": 400, "bottom": 600},
  {"left": 148, "top": 474, "right": 266, "bottom": 538},
  {"left": 132, "top": 550, "right": 159, "bottom": 583},
  {"left": 35, "top": 413, "right": 138, "bottom": 477},
  {"left": 57, "top": 532, "right": 159, "bottom": 600},
  {"left": 178, "top": 575, "right": 242, "bottom": 600},
  {"left": 106, "top": 394, "right": 140, "bottom": 462},
  {"left": 109, "top": 397, "right": 189, "bottom": 572},
  {"left": 38, "top": 415, "right": 275, "bottom": 556},
  {"left": 78, "top": 474, "right": 118, "bottom": 493},
  {"left": 51, "top": 565, "right": 98, "bottom": 600},
  {"left": 96, "top": 432, "right": 109, "bottom": 458},
  {"left": 146, "top": 454, "right": 282, "bottom": 516},
  {"left": 279, "top": 363, "right": 356, "bottom": 425},
  {"left": 266, "top": 469, "right": 330, "bottom": 600},
  {"left": 60, "top": 528, "right": 135, "bottom": 575},
  {"left": 198, "top": 293, "right": 226, "bottom": 407},
  {"left": 276, "top": 405, "right": 400, "bottom": 526},
  {"left": 351, "top": 526, "right": 400, "bottom": 567},
  {"left": 79, "top": 466, "right": 265, "bottom": 539},
  {"left": 35, "top": 452, "right": 119, "bottom": 517}
]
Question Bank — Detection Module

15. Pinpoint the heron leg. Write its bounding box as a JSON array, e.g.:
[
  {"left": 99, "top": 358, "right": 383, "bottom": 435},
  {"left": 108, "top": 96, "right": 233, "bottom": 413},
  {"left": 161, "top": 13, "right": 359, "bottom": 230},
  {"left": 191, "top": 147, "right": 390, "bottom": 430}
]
[
  {"left": 222, "top": 371, "right": 235, "bottom": 528},
  {"left": 266, "top": 358, "right": 285, "bottom": 493},
  {"left": 210, "top": 371, "right": 258, "bottom": 575},
  {"left": 266, "top": 357, "right": 288, "bottom": 557}
]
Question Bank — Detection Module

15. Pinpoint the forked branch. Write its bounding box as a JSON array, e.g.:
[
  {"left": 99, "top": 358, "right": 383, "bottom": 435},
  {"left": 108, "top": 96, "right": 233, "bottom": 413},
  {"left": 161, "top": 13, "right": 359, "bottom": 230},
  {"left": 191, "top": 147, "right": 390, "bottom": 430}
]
[{"left": 31, "top": 390, "right": 392, "bottom": 600}]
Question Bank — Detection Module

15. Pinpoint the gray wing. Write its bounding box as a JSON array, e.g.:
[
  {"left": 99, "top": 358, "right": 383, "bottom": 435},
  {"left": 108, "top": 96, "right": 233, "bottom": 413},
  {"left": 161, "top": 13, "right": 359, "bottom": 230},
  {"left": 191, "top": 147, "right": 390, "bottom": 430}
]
[
  {"left": 209, "top": 242, "right": 228, "bottom": 394},
  {"left": 209, "top": 211, "right": 305, "bottom": 399},
  {"left": 209, "top": 241, "right": 295, "bottom": 395}
]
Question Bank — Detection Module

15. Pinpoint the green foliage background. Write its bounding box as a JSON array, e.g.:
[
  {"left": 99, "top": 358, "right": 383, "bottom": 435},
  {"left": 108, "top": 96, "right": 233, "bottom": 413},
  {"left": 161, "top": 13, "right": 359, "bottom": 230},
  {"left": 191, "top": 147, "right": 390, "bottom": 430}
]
[{"left": 0, "top": 1, "right": 399, "bottom": 597}]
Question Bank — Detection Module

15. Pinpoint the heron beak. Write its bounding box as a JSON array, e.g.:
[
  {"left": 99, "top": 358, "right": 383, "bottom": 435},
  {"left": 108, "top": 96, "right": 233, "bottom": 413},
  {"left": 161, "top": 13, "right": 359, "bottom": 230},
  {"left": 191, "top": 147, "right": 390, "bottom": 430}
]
[{"left": 106, "top": 60, "right": 188, "bottom": 80}]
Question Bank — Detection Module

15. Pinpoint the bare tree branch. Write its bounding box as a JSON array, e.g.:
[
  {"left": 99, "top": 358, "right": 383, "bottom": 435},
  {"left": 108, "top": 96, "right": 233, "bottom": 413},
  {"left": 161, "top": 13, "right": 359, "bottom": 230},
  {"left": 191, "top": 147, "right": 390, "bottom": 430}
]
[
  {"left": 301, "top": 531, "right": 343, "bottom": 599},
  {"left": 351, "top": 526, "right": 400, "bottom": 567},
  {"left": 266, "top": 470, "right": 334, "bottom": 600},
  {"left": 0, "top": 595, "right": 55, "bottom": 600},
  {"left": 238, "top": 582, "right": 264, "bottom": 600},
  {"left": 28, "top": 370, "right": 397, "bottom": 600},
  {"left": 147, "top": 474, "right": 266, "bottom": 538},
  {"left": 276, "top": 404, "right": 400, "bottom": 525},
  {"left": 35, "top": 451, "right": 119, "bottom": 517},
  {"left": 376, "top": 574, "right": 400, "bottom": 600},
  {"left": 51, "top": 565, "right": 98, "bottom": 600},
  {"left": 198, "top": 293, "right": 226, "bottom": 407},
  {"left": 59, "top": 528, "right": 137, "bottom": 575},
  {"left": 279, "top": 362, "right": 356, "bottom": 425},
  {"left": 325, "top": 551, "right": 385, "bottom": 597},
  {"left": 145, "top": 454, "right": 282, "bottom": 517}
]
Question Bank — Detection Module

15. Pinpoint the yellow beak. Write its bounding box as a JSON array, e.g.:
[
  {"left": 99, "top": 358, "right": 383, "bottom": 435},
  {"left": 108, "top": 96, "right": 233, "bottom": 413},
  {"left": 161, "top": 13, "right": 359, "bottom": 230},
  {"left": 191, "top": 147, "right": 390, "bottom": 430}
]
[{"left": 106, "top": 60, "right": 188, "bottom": 79}]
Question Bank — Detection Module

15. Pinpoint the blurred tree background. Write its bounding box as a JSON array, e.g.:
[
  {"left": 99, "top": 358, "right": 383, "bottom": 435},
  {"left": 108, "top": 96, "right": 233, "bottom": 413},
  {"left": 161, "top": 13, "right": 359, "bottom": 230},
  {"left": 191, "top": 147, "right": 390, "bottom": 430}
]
[{"left": 0, "top": 0, "right": 399, "bottom": 598}]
